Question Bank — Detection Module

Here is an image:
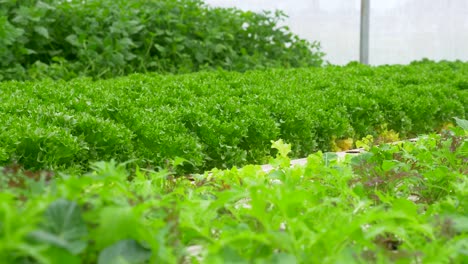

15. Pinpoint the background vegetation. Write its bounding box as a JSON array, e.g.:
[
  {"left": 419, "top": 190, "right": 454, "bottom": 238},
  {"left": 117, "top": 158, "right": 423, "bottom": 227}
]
[{"left": 0, "top": 0, "right": 323, "bottom": 81}]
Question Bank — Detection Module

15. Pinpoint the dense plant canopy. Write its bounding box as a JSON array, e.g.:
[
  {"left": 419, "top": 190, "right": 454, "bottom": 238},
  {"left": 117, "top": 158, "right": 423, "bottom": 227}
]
[
  {"left": 0, "top": 0, "right": 323, "bottom": 81},
  {"left": 1, "top": 124, "right": 466, "bottom": 263},
  {"left": 0, "top": 61, "right": 466, "bottom": 173}
]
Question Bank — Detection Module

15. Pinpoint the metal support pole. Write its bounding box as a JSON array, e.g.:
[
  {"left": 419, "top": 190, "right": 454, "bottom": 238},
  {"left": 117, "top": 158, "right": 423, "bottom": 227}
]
[{"left": 360, "top": 0, "right": 370, "bottom": 64}]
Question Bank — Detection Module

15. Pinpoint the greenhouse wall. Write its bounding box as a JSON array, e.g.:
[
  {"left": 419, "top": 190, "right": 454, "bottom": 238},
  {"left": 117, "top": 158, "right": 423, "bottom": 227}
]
[{"left": 205, "top": 0, "right": 468, "bottom": 65}]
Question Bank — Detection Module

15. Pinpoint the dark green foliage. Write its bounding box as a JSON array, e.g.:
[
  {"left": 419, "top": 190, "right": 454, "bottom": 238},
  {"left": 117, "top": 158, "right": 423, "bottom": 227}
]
[
  {"left": 0, "top": 61, "right": 466, "bottom": 173},
  {"left": 0, "top": 0, "right": 323, "bottom": 81}
]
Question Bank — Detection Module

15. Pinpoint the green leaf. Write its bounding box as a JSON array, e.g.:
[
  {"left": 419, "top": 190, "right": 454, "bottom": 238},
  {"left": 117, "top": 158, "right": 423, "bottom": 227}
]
[
  {"left": 22, "top": 48, "right": 37, "bottom": 55},
  {"left": 323, "top": 152, "right": 338, "bottom": 166},
  {"left": 270, "top": 253, "right": 297, "bottom": 264},
  {"left": 36, "top": 1, "right": 56, "bottom": 10},
  {"left": 0, "top": 147, "right": 8, "bottom": 162},
  {"left": 65, "top": 34, "right": 80, "bottom": 46},
  {"left": 154, "top": 44, "right": 166, "bottom": 53},
  {"left": 95, "top": 206, "right": 139, "bottom": 248},
  {"left": 173, "top": 156, "right": 190, "bottom": 167},
  {"left": 453, "top": 117, "right": 468, "bottom": 130},
  {"left": 0, "top": 17, "right": 24, "bottom": 45},
  {"left": 381, "top": 160, "right": 398, "bottom": 172},
  {"left": 350, "top": 152, "right": 373, "bottom": 166},
  {"left": 29, "top": 199, "right": 88, "bottom": 254},
  {"left": 98, "top": 240, "right": 151, "bottom": 264},
  {"left": 217, "top": 246, "right": 245, "bottom": 263},
  {"left": 271, "top": 139, "right": 291, "bottom": 158},
  {"left": 214, "top": 44, "right": 225, "bottom": 53},
  {"left": 452, "top": 216, "right": 468, "bottom": 233},
  {"left": 34, "top": 26, "right": 49, "bottom": 39},
  {"left": 44, "top": 246, "right": 81, "bottom": 264}
]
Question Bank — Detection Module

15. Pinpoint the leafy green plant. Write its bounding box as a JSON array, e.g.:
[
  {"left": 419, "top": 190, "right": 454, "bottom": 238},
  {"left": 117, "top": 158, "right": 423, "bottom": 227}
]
[
  {"left": 0, "top": 122, "right": 466, "bottom": 263},
  {"left": 0, "top": 61, "right": 466, "bottom": 173},
  {"left": 0, "top": 0, "right": 323, "bottom": 81}
]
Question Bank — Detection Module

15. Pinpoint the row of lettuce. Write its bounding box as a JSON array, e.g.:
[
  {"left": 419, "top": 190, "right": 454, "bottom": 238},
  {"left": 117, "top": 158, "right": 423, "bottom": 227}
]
[
  {"left": 0, "top": 124, "right": 466, "bottom": 263},
  {"left": 0, "top": 60, "right": 467, "bottom": 173}
]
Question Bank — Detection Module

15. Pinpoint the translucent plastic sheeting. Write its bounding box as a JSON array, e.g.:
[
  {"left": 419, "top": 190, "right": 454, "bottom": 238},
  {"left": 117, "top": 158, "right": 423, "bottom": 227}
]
[{"left": 205, "top": 0, "right": 468, "bottom": 65}]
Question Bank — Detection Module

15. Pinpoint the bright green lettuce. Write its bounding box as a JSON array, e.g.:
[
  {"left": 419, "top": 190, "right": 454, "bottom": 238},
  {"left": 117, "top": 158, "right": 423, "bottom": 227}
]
[{"left": 0, "top": 61, "right": 467, "bottom": 173}]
